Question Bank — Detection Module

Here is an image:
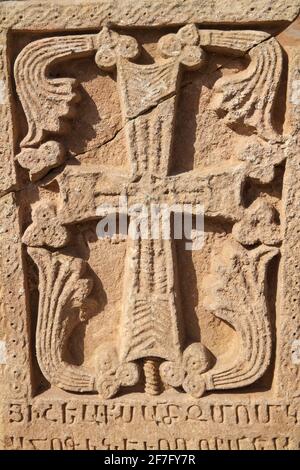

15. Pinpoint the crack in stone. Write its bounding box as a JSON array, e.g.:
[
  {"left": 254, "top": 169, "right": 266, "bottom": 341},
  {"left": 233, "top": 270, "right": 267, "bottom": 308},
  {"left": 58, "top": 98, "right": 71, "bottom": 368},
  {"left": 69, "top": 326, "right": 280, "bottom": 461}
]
[
  {"left": 245, "top": 33, "right": 274, "bottom": 54},
  {"left": 0, "top": 77, "right": 209, "bottom": 198},
  {"left": 73, "top": 125, "right": 125, "bottom": 161},
  {"left": 68, "top": 83, "right": 191, "bottom": 161},
  {"left": 0, "top": 40, "right": 271, "bottom": 199},
  {"left": 126, "top": 90, "right": 178, "bottom": 122}
]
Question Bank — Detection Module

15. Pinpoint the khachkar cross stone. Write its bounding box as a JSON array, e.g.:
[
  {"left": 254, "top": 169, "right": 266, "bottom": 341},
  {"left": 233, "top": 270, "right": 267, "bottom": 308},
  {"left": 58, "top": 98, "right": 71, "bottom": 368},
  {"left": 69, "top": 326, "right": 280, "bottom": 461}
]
[
  {"left": 1, "top": 0, "right": 300, "bottom": 451},
  {"left": 16, "top": 24, "right": 284, "bottom": 399}
]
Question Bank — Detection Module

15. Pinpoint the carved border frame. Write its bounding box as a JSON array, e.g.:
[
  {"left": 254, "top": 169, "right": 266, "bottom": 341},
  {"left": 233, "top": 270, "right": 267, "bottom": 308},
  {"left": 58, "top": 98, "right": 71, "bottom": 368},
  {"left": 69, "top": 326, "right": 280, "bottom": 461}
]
[
  {"left": 0, "top": 0, "right": 299, "bottom": 449},
  {"left": 0, "top": 0, "right": 299, "bottom": 31}
]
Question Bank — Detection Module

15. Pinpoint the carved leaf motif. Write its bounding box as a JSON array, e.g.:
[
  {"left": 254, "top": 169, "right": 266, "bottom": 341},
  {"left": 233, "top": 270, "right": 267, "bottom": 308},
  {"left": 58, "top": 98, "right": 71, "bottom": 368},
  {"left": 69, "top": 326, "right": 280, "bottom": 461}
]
[
  {"left": 17, "top": 140, "right": 65, "bottom": 182},
  {"left": 14, "top": 35, "right": 95, "bottom": 147},
  {"left": 210, "top": 37, "right": 283, "bottom": 141},
  {"left": 233, "top": 199, "right": 282, "bottom": 246},
  {"left": 22, "top": 201, "right": 69, "bottom": 249},
  {"left": 202, "top": 241, "right": 278, "bottom": 391},
  {"left": 158, "top": 25, "right": 206, "bottom": 70},
  {"left": 28, "top": 248, "right": 96, "bottom": 393},
  {"left": 199, "top": 30, "right": 270, "bottom": 56},
  {"left": 95, "top": 26, "right": 140, "bottom": 71}
]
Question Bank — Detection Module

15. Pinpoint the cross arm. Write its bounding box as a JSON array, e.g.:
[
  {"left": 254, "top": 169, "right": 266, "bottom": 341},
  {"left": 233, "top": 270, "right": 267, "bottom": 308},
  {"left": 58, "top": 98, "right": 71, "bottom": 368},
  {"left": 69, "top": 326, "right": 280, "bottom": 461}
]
[
  {"left": 163, "top": 162, "right": 246, "bottom": 222},
  {"left": 57, "top": 165, "right": 129, "bottom": 224}
]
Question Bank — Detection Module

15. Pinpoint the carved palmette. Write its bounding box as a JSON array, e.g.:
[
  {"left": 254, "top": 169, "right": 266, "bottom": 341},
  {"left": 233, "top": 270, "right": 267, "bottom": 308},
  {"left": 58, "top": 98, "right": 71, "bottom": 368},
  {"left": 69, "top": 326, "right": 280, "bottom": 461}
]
[
  {"left": 26, "top": 242, "right": 141, "bottom": 399},
  {"left": 210, "top": 38, "right": 283, "bottom": 141},
  {"left": 14, "top": 35, "right": 95, "bottom": 148},
  {"left": 202, "top": 242, "right": 278, "bottom": 391},
  {"left": 28, "top": 248, "right": 96, "bottom": 392}
]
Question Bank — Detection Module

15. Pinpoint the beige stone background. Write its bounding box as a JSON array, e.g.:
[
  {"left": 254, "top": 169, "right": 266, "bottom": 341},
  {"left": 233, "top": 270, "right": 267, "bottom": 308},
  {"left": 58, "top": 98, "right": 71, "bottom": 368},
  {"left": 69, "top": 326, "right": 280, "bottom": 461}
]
[{"left": 0, "top": 1, "right": 299, "bottom": 450}]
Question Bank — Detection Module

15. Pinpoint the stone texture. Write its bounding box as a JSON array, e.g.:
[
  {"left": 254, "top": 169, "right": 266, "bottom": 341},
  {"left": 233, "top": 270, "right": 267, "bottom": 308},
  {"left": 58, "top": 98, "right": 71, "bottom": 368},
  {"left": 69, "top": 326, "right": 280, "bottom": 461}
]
[{"left": 0, "top": 0, "right": 300, "bottom": 451}]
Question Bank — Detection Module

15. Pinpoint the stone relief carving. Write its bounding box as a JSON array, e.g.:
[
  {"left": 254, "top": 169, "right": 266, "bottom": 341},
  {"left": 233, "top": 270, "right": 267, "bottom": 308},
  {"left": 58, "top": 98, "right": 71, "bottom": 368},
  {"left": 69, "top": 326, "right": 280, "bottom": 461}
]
[
  {"left": 202, "top": 241, "right": 278, "bottom": 393},
  {"left": 0, "top": 0, "right": 299, "bottom": 452},
  {"left": 27, "top": 248, "right": 96, "bottom": 393},
  {"left": 211, "top": 37, "right": 284, "bottom": 141},
  {"left": 14, "top": 24, "right": 288, "bottom": 400},
  {"left": 14, "top": 35, "right": 95, "bottom": 148}
]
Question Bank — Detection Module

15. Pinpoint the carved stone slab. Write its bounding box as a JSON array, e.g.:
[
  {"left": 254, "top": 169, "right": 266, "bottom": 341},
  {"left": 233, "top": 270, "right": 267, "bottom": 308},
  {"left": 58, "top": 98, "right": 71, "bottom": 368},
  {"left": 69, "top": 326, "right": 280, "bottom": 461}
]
[{"left": 0, "top": 1, "right": 300, "bottom": 451}]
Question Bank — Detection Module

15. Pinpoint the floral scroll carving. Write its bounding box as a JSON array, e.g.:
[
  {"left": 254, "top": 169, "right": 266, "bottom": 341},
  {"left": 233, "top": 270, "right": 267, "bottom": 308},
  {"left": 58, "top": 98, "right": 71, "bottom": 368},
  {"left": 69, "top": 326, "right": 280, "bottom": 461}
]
[
  {"left": 27, "top": 247, "right": 142, "bottom": 398},
  {"left": 211, "top": 38, "right": 284, "bottom": 142},
  {"left": 14, "top": 35, "right": 95, "bottom": 148},
  {"left": 202, "top": 241, "right": 278, "bottom": 393},
  {"left": 28, "top": 248, "right": 96, "bottom": 393}
]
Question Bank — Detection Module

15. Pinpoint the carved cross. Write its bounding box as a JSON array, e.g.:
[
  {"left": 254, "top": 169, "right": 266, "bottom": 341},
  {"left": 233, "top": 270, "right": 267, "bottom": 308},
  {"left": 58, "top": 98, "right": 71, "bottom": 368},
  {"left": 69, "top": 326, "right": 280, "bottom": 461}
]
[{"left": 18, "top": 25, "right": 283, "bottom": 398}]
